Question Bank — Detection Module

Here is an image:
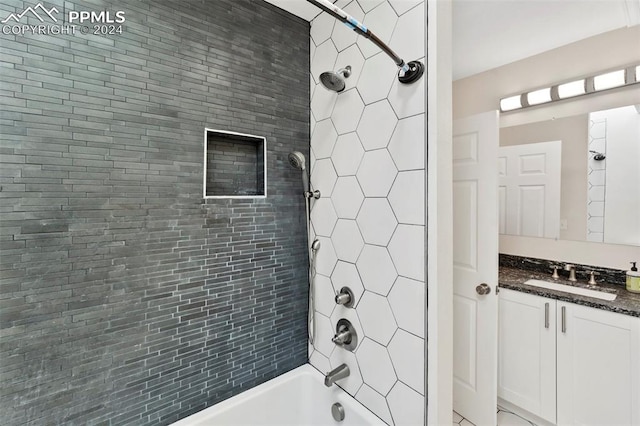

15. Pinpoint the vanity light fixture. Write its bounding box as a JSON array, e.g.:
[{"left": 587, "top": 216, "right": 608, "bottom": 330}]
[
  {"left": 557, "top": 79, "right": 586, "bottom": 99},
  {"left": 499, "top": 63, "right": 640, "bottom": 112},
  {"left": 500, "top": 95, "right": 522, "bottom": 112},
  {"left": 527, "top": 87, "right": 552, "bottom": 105},
  {"left": 593, "top": 69, "right": 625, "bottom": 91}
]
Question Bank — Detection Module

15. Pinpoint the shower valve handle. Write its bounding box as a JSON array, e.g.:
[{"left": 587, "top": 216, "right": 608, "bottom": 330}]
[
  {"left": 332, "top": 319, "right": 357, "bottom": 351},
  {"left": 332, "top": 327, "right": 352, "bottom": 345}
]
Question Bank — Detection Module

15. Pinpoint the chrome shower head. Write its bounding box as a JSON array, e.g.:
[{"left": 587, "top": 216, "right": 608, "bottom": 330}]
[
  {"left": 319, "top": 66, "right": 351, "bottom": 93},
  {"left": 288, "top": 151, "right": 306, "bottom": 170}
]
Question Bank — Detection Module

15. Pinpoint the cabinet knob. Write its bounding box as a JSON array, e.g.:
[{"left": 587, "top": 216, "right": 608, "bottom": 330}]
[{"left": 476, "top": 283, "right": 491, "bottom": 295}]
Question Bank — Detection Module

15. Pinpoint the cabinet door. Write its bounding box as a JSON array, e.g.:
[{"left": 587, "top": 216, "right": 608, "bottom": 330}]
[
  {"left": 498, "top": 289, "right": 556, "bottom": 423},
  {"left": 557, "top": 302, "right": 640, "bottom": 425}
]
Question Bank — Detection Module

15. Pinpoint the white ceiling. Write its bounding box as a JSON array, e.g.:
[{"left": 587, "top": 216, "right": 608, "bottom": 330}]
[
  {"left": 452, "top": 0, "right": 640, "bottom": 80},
  {"left": 263, "top": 0, "right": 640, "bottom": 80},
  {"left": 263, "top": 0, "right": 320, "bottom": 21}
]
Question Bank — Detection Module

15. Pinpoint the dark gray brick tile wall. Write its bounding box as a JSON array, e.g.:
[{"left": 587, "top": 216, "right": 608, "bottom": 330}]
[{"left": 0, "top": 0, "right": 310, "bottom": 424}]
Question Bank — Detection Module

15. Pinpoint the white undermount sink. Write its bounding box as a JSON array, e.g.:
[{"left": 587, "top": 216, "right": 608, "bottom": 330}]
[{"left": 524, "top": 279, "right": 617, "bottom": 301}]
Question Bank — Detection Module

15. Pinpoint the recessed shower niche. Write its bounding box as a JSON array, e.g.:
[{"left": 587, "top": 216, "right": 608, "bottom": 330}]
[{"left": 204, "top": 128, "right": 266, "bottom": 198}]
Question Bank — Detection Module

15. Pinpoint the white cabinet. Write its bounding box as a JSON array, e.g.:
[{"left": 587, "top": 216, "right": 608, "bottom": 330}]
[
  {"left": 498, "top": 289, "right": 556, "bottom": 423},
  {"left": 557, "top": 302, "right": 640, "bottom": 426},
  {"left": 499, "top": 288, "right": 640, "bottom": 426}
]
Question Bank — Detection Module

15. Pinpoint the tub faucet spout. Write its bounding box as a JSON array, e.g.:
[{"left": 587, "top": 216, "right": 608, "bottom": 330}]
[{"left": 324, "top": 363, "right": 350, "bottom": 387}]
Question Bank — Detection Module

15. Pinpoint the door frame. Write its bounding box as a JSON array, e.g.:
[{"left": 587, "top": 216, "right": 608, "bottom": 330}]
[
  {"left": 426, "top": 0, "right": 454, "bottom": 424},
  {"left": 426, "top": 2, "right": 501, "bottom": 422}
]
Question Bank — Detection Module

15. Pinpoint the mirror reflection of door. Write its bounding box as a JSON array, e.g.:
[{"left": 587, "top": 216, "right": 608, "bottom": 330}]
[
  {"left": 498, "top": 141, "right": 562, "bottom": 239},
  {"left": 499, "top": 105, "right": 640, "bottom": 246}
]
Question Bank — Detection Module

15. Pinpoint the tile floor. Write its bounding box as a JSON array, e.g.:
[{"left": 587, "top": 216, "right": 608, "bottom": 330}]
[{"left": 453, "top": 406, "right": 537, "bottom": 426}]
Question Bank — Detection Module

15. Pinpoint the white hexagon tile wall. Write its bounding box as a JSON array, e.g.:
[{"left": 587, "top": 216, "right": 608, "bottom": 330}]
[{"left": 308, "top": 1, "right": 426, "bottom": 425}]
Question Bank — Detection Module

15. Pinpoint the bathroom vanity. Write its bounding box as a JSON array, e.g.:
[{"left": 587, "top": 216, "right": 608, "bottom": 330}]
[{"left": 497, "top": 267, "right": 640, "bottom": 426}]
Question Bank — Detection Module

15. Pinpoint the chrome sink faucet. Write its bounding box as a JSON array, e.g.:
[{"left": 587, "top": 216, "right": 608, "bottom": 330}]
[
  {"left": 324, "top": 363, "right": 350, "bottom": 387},
  {"left": 564, "top": 264, "right": 577, "bottom": 282},
  {"left": 587, "top": 270, "right": 600, "bottom": 285}
]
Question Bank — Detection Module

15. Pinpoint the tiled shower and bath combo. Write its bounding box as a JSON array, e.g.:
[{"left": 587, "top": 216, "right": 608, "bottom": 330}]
[{"left": 0, "top": 0, "right": 427, "bottom": 424}]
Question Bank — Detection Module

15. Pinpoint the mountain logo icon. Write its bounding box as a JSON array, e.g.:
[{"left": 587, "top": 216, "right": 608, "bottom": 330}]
[{"left": 1, "top": 3, "right": 59, "bottom": 23}]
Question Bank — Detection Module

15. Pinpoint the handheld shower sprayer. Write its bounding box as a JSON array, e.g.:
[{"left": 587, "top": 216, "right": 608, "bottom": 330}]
[
  {"left": 288, "top": 151, "right": 320, "bottom": 199},
  {"left": 306, "top": 0, "right": 424, "bottom": 85},
  {"left": 288, "top": 151, "right": 309, "bottom": 193},
  {"left": 287, "top": 151, "right": 321, "bottom": 347}
]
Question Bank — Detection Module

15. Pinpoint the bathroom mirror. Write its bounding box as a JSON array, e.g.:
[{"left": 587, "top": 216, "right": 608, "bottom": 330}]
[{"left": 499, "top": 103, "right": 640, "bottom": 246}]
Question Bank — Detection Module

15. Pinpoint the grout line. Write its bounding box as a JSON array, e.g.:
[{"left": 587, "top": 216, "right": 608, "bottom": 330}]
[{"left": 455, "top": 406, "right": 538, "bottom": 426}]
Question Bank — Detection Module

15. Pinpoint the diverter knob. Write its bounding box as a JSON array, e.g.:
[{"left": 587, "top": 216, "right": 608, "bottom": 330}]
[{"left": 335, "top": 287, "right": 354, "bottom": 308}]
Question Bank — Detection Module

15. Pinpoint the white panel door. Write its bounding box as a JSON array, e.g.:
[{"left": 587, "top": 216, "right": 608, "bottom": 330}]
[
  {"left": 557, "top": 303, "right": 640, "bottom": 426},
  {"left": 498, "top": 141, "right": 561, "bottom": 239},
  {"left": 452, "top": 111, "right": 499, "bottom": 426},
  {"left": 498, "top": 289, "right": 556, "bottom": 423}
]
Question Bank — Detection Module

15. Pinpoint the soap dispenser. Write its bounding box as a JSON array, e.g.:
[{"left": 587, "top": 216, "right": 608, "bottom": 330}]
[{"left": 626, "top": 262, "right": 640, "bottom": 293}]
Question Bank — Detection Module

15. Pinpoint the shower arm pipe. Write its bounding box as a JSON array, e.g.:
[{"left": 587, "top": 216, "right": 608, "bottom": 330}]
[
  {"left": 306, "top": 0, "right": 424, "bottom": 84},
  {"left": 306, "top": 0, "right": 408, "bottom": 71}
]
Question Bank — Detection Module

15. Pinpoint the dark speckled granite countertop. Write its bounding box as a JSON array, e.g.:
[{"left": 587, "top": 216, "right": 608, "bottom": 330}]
[{"left": 499, "top": 266, "right": 640, "bottom": 318}]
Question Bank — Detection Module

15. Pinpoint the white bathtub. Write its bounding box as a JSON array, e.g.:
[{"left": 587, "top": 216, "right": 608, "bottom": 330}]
[{"left": 171, "top": 364, "right": 386, "bottom": 426}]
